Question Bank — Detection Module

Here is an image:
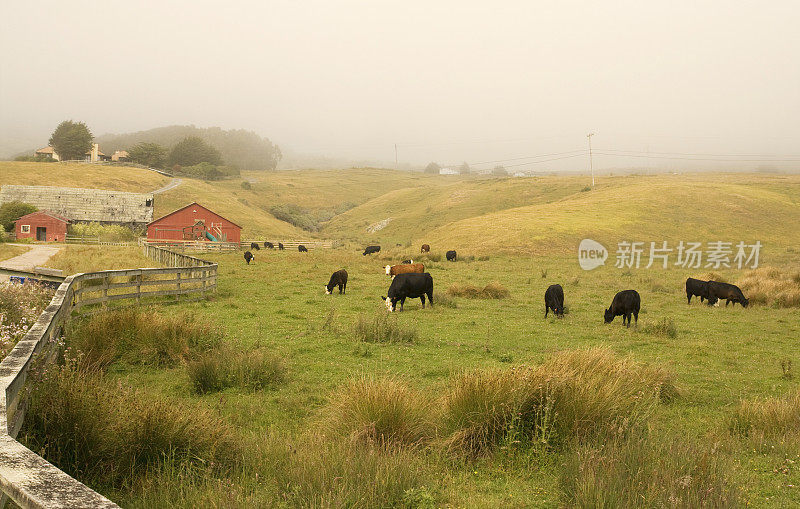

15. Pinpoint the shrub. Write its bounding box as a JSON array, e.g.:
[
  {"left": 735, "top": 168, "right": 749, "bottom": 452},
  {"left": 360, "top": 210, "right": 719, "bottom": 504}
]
[
  {"left": 21, "top": 364, "right": 240, "bottom": 489},
  {"left": 700, "top": 271, "right": 727, "bottom": 283},
  {"left": 0, "top": 281, "right": 54, "bottom": 357},
  {"left": 268, "top": 202, "right": 355, "bottom": 232},
  {"left": 67, "top": 308, "right": 222, "bottom": 370},
  {"left": 240, "top": 180, "right": 252, "bottom": 190},
  {"left": 323, "top": 376, "right": 432, "bottom": 447},
  {"left": 560, "top": 436, "right": 740, "bottom": 508},
  {"left": 174, "top": 162, "right": 239, "bottom": 180},
  {"left": 0, "top": 201, "right": 38, "bottom": 232},
  {"left": 353, "top": 312, "right": 417, "bottom": 343},
  {"left": 736, "top": 267, "right": 800, "bottom": 308},
  {"left": 187, "top": 347, "right": 286, "bottom": 394},
  {"left": 447, "top": 282, "right": 509, "bottom": 299},
  {"left": 433, "top": 292, "right": 457, "bottom": 308},
  {"left": 68, "top": 222, "right": 138, "bottom": 242}
]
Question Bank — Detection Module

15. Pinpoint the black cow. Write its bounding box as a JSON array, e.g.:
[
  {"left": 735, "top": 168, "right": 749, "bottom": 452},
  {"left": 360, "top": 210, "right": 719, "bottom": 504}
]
[
  {"left": 707, "top": 281, "right": 749, "bottom": 307},
  {"left": 250, "top": 242, "right": 261, "bottom": 250},
  {"left": 265, "top": 241, "right": 274, "bottom": 249},
  {"left": 685, "top": 277, "right": 718, "bottom": 305},
  {"left": 446, "top": 250, "right": 457, "bottom": 261},
  {"left": 382, "top": 272, "right": 434, "bottom": 312},
  {"left": 401, "top": 259, "right": 413, "bottom": 264},
  {"left": 544, "top": 284, "right": 565, "bottom": 318},
  {"left": 363, "top": 245, "right": 381, "bottom": 256},
  {"left": 604, "top": 290, "right": 640, "bottom": 328},
  {"left": 244, "top": 251, "right": 254, "bottom": 264},
  {"left": 325, "top": 269, "right": 348, "bottom": 295},
  {"left": 278, "top": 243, "right": 285, "bottom": 250},
  {"left": 298, "top": 245, "right": 308, "bottom": 252}
]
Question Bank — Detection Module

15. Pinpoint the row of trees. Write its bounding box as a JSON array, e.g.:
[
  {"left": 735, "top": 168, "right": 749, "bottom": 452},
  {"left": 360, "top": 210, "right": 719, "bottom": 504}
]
[
  {"left": 423, "top": 162, "right": 508, "bottom": 176},
  {"left": 127, "top": 137, "right": 223, "bottom": 169}
]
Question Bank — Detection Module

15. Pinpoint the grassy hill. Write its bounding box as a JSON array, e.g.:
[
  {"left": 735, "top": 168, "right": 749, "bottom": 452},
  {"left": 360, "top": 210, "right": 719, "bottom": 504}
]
[{"left": 0, "top": 161, "right": 169, "bottom": 192}]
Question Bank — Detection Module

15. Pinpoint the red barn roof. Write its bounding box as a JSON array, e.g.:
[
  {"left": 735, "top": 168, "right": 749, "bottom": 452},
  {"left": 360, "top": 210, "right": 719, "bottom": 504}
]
[{"left": 148, "top": 202, "right": 242, "bottom": 228}]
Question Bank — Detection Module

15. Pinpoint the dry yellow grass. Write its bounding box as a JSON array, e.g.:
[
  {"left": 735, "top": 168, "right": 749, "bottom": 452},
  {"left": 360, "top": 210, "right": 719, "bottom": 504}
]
[
  {"left": 0, "top": 161, "right": 169, "bottom": 192},
  {"left": 44, "top": 245, "right": 155, "bottom": 274},
  {"left": 0, "top": 243, "right": 29, "bottom": 262},
  {"left": 736, "top": 266, "right": 800, "bottom": 307}
]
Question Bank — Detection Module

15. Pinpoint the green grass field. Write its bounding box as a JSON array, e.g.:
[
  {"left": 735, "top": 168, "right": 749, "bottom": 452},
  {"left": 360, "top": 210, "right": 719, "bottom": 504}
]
[{"left": 7, "top": 166, "right": 800, "bottom": 506}]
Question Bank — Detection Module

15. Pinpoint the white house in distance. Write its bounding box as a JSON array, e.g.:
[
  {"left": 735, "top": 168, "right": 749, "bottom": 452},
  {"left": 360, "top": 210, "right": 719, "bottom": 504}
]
[
  {"left": 439, "top": 167, "right": 459, "bottom": 175},
  {"left": 34, "top": 143, "right": 112, "bottom": 163}
]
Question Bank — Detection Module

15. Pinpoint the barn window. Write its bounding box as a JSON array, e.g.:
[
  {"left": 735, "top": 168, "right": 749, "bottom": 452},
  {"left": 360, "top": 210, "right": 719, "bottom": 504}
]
[{"left": 21, "top": 225, "right": 30, "bottom": 233}]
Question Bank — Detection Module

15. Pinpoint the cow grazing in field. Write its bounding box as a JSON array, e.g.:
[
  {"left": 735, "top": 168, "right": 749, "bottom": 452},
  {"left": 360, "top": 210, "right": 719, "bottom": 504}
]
[
  {"left": 363, "top": 245, "right": 381, "bottom": 256},
  {"left": 298, "top": 245, "right": 308, "bottom": 252},
  {"left": 707, "top": 281, "right": 749, "bottom": 307},
  {"left": 401, "top": 259, "right": 413, "bottom": 264},
  {"left": 421, "top": 244, "right": 430, "bottom": 253},
  {"left": 604, "top": 290, "right": 641, "bottom": 328},
  {"left": 544, "top": 284, "right": 565, "bottom": 318},
  {"left": 446, "top": 250, "right": 457, "bottom": 262},
  {"left": 685, "top": 277, "right": 718, "bottom": 305},
  {"left": 385, "top": 262, "right": 425, "bottom": 278},
  {"left": 265, "top": 241, "right": 274, "bottom": 249},
  {"left": 244, "top": 251, "right": 254, "bottom": 264},
  {"left": 382, "top": 272, "right": 434, "bottom": 312},
  {"left": 278, "top": 243, "right": 285, "bottom": 250},
  {"left": 325, "top": 269, "right": 348, "bottom": 294},
  {"left": 250, "top": 242, "right": 261, "bottom": 250}
]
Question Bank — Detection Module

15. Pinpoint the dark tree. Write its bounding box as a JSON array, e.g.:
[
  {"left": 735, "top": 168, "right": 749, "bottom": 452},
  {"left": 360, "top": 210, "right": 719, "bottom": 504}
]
[
  {"left": 48, "top": 120, "right": 93, "bottom": 161},
  {"left": 424, "top": 162, "right": 441, "bottom": 174},
  {"left": 0, "top": 202, "right": 38, "bottom": 232},
  {"left": 128, "top": 142, "right": 167, "bottom": 168},
  {"left": 491, "top": 165, "right": 508, "bottom": 176},
  {"left": 168, "top": 137, "right": 223, "bottom": 166}
]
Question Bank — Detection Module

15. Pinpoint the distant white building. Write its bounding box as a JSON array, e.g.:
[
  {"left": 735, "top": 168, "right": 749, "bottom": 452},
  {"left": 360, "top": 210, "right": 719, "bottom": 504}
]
[{"left": 439, "top": 167, "right": 459, "bottom": 175}]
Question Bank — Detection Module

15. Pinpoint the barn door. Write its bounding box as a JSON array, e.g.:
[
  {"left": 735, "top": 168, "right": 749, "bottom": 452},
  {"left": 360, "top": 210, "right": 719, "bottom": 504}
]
[{"left": 36, "top": 227, "right": 47, "bottom": 241}]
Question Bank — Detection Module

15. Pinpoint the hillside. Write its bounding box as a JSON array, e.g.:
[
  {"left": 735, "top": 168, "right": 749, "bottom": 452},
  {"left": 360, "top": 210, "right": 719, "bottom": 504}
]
[{"left": 0, "top": 161, "right": 169, "bottom": 193}]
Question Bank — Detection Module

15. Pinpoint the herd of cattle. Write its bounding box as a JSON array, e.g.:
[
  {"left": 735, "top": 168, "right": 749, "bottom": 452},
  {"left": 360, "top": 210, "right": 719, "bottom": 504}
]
[{"left": 242, "top": 243, "right": 750, "bottom": 323}]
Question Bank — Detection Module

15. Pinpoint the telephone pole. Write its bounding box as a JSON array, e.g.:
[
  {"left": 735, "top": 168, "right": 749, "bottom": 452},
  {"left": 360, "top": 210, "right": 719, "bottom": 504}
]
[
  {"left": 394, "top": 143, "right": 398, "bottom": 169},
  {"left": 587, "top": 132, "right": 595, "bottom": 187}
]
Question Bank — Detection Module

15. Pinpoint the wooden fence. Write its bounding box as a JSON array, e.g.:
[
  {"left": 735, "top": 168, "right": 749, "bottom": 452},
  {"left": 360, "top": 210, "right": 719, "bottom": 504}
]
[{"left": 0, "top": 246, "right": 216, "bottom": 508}]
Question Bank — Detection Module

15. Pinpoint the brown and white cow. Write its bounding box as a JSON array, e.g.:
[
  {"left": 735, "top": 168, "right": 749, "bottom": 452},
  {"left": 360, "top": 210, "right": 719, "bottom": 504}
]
[{"left": 384, "top": 262, "right": 425, "bottom": 278}]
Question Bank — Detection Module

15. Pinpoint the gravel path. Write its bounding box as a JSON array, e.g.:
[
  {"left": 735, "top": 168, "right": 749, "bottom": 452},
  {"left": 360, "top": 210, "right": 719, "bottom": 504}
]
[
  {"left": 0, "top": 244, "right": 62, "bottom": 272},
  {"left": 151, "top": 177, "right": 182, "bottom": 195}
]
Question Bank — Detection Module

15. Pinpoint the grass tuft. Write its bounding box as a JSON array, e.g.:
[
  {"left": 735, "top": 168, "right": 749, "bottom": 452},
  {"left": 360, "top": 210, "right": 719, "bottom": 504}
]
[
  {"left": 353, "top": 312, "right": 418, "bottom": 343},
  {"left": 447, "top": 281, "right": 509, "bottom": 299},
  {"left": 736, "top": 266, "right": 800, "bottom": 307},
  {"left": 641, "top": 317, "right": 678, "bottom": 338},
  {"left": 187, "top": 346, "right": 287, "bottom": 394},
  {"left": 560, "top": 436, "right": 740, "bottom": 508},
  {"left": 68, "top": 308, "right": 222, "bottom": 370},
  {"left": 730, "top": 388, "right": 800, "bottom": 437}
]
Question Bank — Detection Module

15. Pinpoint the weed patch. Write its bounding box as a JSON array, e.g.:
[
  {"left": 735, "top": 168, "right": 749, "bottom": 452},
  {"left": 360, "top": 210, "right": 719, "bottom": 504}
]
[
  {"left": 447, "top": 282, "right": 509, "bottom": 299},
  {"left": 353, "top": 312, "right": 417, "bottom": 343},
  {"left": 187, "top": 346, "right": 287, "bottom": 394}
]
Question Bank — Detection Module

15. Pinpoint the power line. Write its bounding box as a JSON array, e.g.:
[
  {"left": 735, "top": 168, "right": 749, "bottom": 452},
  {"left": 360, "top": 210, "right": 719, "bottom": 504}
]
[
  {"left": 596, "top": 148, "right": 800, "bottom": 158},
  {"left": 593, "top": 151, "right": 800, "bottom": 162},
  {"left": 469, "top": 149, "right": 586, "bottom": 167}
]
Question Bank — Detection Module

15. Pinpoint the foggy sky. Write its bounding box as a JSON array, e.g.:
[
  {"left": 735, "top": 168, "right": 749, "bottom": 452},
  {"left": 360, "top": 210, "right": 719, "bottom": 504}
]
[{"left": 1, "top": 1, "right": 798, "bottom": 170}]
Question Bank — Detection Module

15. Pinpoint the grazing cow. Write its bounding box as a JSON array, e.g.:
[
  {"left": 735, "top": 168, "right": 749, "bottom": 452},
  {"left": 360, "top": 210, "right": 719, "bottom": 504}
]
[
  {"left": 265, "top": 241, "right": 274, "bottom": 249},
  {"left": 685, "top": 277, "right": 718, "bottom": 305},
  {"left": 421, "top": 244, "right": 430, "bottom": 253},
  {"left": 243, "top": 251, "right": 254, "bottom": 264},
  {"left": 707, "top": 281, "right": 749, "bottom": 307},
  {"left": 298, "top": 245, "right": 308, "bottom": 252},
  {"left": 401, "top": 259, "right": 413, "bottom": 264},
  {"left": 325, "top": 269, "right": 348, "bottom": 295},
  {"left": 385, "top": 262, "right": 425, "bottom": 278},
  {"left": 250, "top": 242, "right": 261, "bottom": 250},
  {"left": 446, "top": 250, "right": 457, "bottom": 262},
  {"left": 604, "top": 290, "right": 640, "bottom": 328},
  {"left": 278, "top": 243, "right": 285, "bottom": 250},
  {"left": 382, "top": 272, "right": 434, "bottom": 312},
  {"left": 544, "top": 284, "right": 565, "bottom": 318},
  {"left": 363, "top": 245, "right": 381, "bottom": 256}
]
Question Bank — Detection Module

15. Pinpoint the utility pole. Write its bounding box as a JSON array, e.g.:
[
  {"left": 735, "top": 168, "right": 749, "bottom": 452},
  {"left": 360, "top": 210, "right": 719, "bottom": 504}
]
[
  {"left": 394, "top": 143, "right": 398, "bottom": 169},
  {"left": 587, "top": 132, "right": 595, "bottom": 187}
]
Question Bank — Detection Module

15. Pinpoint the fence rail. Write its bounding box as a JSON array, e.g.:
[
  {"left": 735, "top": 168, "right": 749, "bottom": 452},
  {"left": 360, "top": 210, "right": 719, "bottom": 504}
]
[{"left": 0, "top": 245, "right": 216, "bottom": 508}]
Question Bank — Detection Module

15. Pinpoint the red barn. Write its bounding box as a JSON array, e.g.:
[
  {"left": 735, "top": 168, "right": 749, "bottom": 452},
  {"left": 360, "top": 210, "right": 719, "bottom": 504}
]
[
  {"left": 147, "top": 202, "right": 241, "bottom": 243},
  {"left": 14, "top": 211, "right": 69, "bottom": 242}
]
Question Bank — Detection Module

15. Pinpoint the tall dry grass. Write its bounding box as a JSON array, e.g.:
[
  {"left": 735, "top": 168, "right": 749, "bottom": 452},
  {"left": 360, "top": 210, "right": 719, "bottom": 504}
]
[
  {"left": 560, "top": 436, "right": 740, "bottom": 508},
  {"left": 736, "top": 266, "right": 800, "bottom": 307},
  {"left": 68, "top": 308, "right": 222, "bottom": 370},
  {"left": 21, "top": 364, "right": 240, "bottom": 490},
  {"left": 352, "top": 312, "right": 417, "bottom": 343},
  {"left": 45, "top": 245, "right": 155, "bottom": 273},
  {"left": 730, "top": 388, "right": 800, "bottom": 437},
  {"left": 187, "top": 346, "right": 286, "bottom": 394},
  {"left": 447, "top": 281, "right": 509, "bottom": 299}
]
